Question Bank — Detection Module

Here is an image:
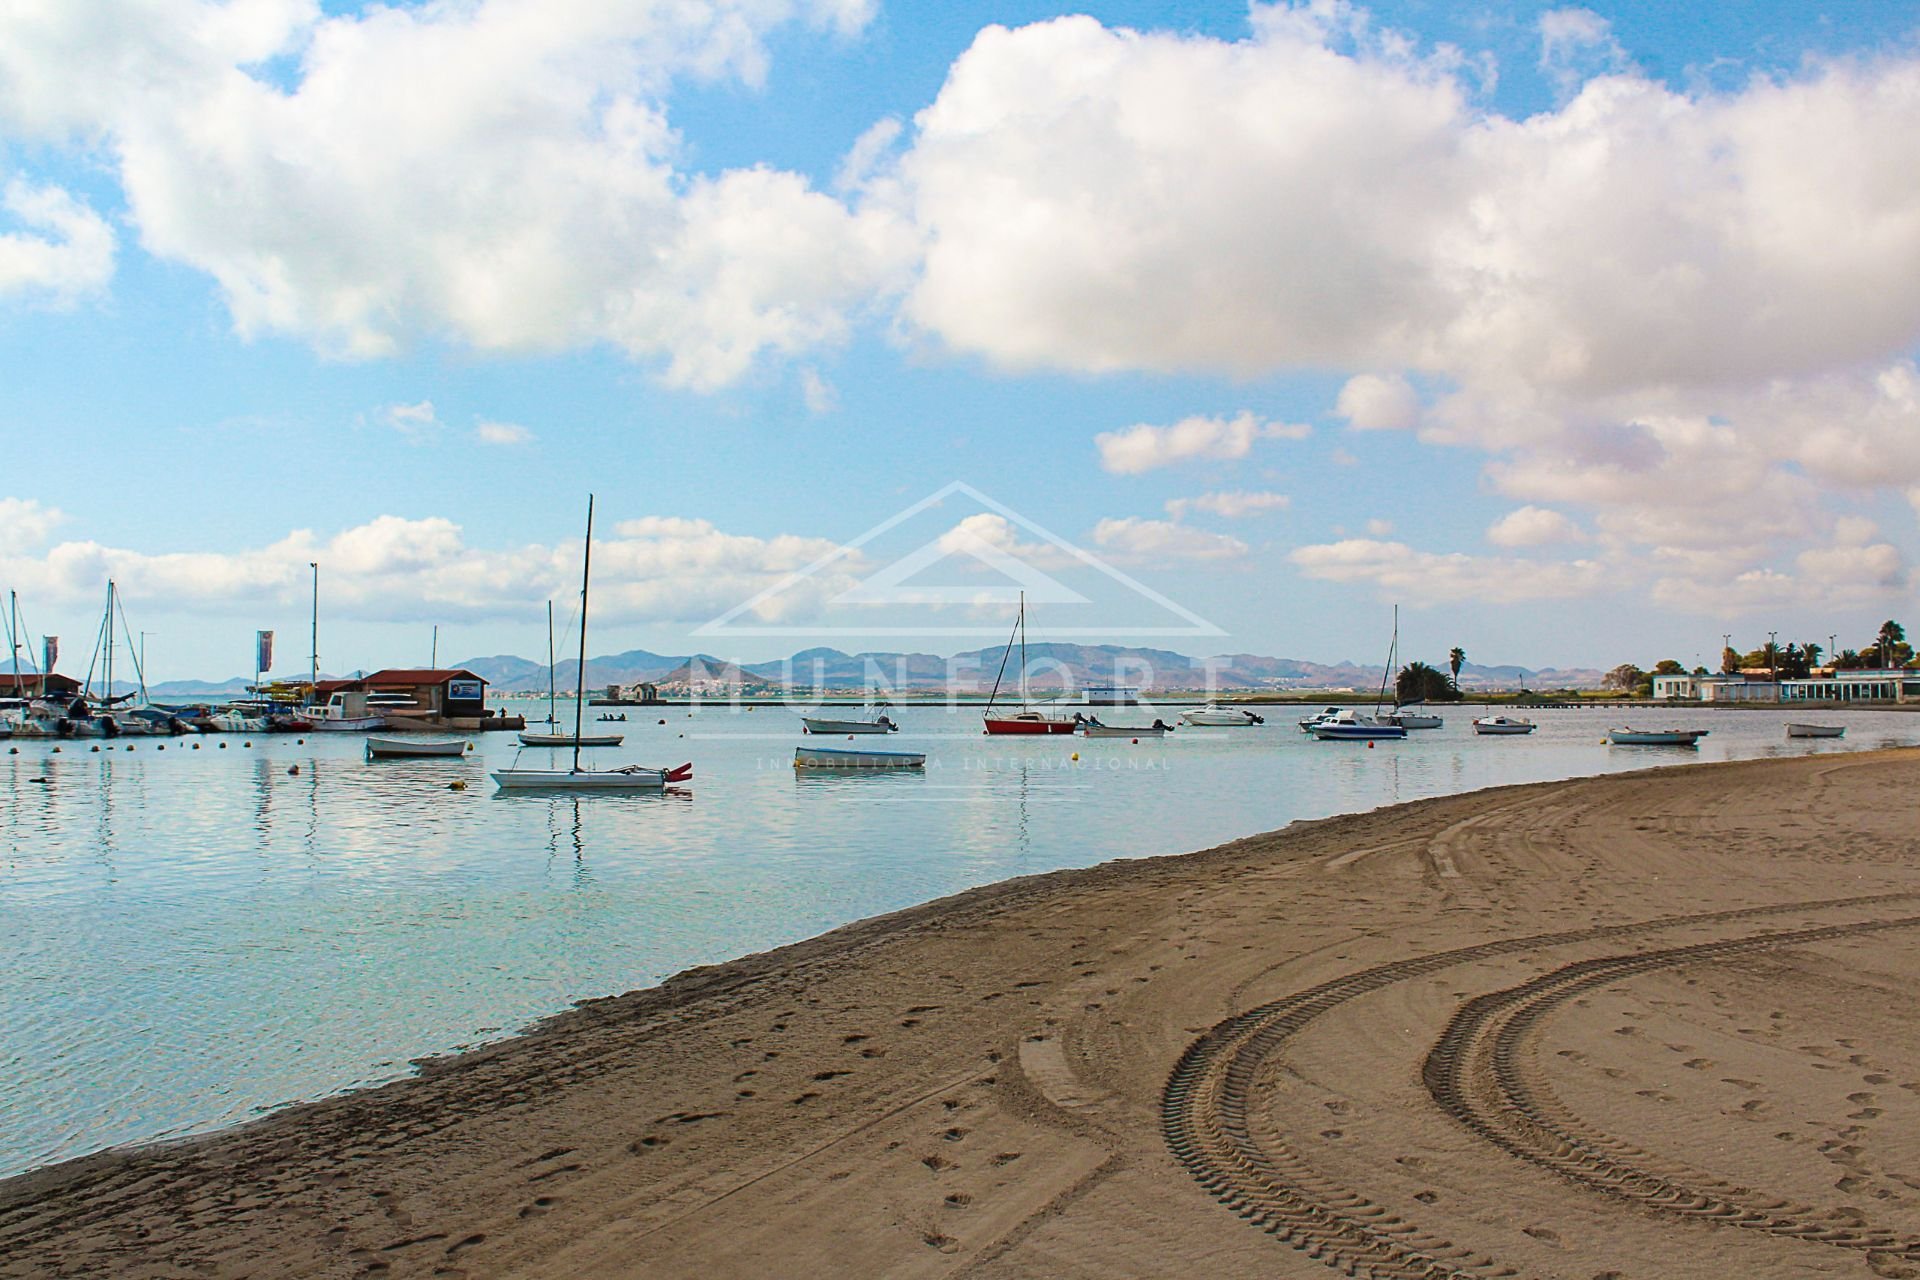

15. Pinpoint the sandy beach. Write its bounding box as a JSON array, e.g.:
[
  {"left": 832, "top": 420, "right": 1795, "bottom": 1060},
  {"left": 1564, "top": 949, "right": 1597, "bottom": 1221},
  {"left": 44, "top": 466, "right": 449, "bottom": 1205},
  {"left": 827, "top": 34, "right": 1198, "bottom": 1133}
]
[{"left": 5, "top": 749, "right": 1920, "bottom": 1278}]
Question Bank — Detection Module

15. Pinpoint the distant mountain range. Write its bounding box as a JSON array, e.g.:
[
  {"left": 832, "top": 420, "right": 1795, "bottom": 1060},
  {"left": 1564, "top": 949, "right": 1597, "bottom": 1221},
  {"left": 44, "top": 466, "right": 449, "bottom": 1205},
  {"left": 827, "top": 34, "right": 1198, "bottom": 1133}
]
[
  {"left": 450, "top": 645, "right": 1607, "bottom": 693},
  {"left": 18, "top": 647, "right": 1607, "bottom": 698}
]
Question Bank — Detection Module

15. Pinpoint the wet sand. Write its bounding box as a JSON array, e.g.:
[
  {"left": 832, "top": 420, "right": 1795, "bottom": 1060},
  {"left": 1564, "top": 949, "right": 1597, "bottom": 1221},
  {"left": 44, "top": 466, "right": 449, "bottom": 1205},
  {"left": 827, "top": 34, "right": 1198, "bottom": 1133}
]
[{"left": 6, "top": 749, "right": 1920, "bottom": 1278}]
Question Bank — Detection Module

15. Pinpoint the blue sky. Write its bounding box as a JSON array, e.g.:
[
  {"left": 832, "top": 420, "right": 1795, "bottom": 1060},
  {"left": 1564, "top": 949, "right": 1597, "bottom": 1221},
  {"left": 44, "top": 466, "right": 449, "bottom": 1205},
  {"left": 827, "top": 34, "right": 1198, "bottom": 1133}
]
[{"left": 2, "top": 0, "right": 1918, "bottom": 681}]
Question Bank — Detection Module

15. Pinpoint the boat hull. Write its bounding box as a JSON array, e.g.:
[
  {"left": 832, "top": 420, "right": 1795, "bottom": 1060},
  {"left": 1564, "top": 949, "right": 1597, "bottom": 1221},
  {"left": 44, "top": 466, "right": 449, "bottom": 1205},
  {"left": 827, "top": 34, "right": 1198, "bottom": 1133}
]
[
  {"left": 793, "top": 746, "right": 925, "bottom": 769},
  {"left": 1386, "top": 713, "right": 1444, "bottom": 729},
  {"left": 518, "top": 732, "right": 623, "bottom": 747},
  {"left": 366, "top": 737, "right": 468, "bottom": 759},
  {"left": 492, "top": 761, "right": 691, "bottom": 790},
  {"left": 1472, "top": 718, "right": 1536, "bottom": 735},
  {"left": 801, "top": 718, "right": 895, "bottom": 734},
  {"left": 1785, "top": 723, "right": 1845, "bottom": 739},
  {"left": 1181, "top": 707, "right": 1265, "bottom": 726},
  {"left": 1312, "top": 724, "right": 1408, "bottom": 740},
  {"left": 1079, "top": 725, "right": 1167, "bottom": 738},
  {"left": 983, "top": 717, "right": 1077, "bottom": 735},
  {"left": 1608, "top": 729, "right": 1708, "bottom": 746},
  {"left": 305, "top": 716, "right": 386, "bottom": 732}
]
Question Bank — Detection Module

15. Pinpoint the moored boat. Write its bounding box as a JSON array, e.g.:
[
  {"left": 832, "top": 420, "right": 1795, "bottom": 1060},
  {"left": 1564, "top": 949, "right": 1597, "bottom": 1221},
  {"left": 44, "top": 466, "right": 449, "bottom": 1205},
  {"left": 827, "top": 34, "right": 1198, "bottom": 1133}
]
[
  {"left": 492, "top": 496, "right": 691, "bottom": 792},
  {"left": 1785, "top": 723, "right": 1844, "bottom": 739},
  {"left": 1310, "top": 708, "right": 1407, "bottom": 740},
  {"left": 1298, "top": 707, "right": 1341, "bottom": 732},
  {"left": 1471, "top": 714, "right": 1537, "bottom": 735},
  {"left": 1608, "top": 727, "right": 1708, "bottom": 746},
  {"left": 518, "top": 730, "right": 624, "bottom": 747},
  {"left": 801, "top": 708, "right": 897, "bottom": 734},
  {"left": 1180, "top": 702, "right": 1265, "bottom": 726},
  {"left": 366, "top": 736, "right": 469, "bottom": 759},
  {"left": 793, "top": 745, "right": 926, "bottom": 769},
  {"left": 1078, "top": 717, "right": 1172, "bottom": 738},
  {"left": 981, "top": 593, "right": 1078, "bottom": 735},
  {"left": 1384, "top": 708, "right": 1444, "bottom": 729}
]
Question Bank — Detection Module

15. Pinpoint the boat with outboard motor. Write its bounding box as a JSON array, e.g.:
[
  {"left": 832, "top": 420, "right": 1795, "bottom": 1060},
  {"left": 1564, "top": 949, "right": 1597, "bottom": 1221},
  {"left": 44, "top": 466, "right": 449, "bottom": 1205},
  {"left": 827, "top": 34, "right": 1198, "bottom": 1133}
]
[
  {"left": 1180, "top": 702, "right": 1265, "bottom": 726},
  {"left": 1077, "top": 716, "right": 1172, "bottom": 738},
  {"left": 1471, "top": 714, "right": 1537, "bottom": 735}
]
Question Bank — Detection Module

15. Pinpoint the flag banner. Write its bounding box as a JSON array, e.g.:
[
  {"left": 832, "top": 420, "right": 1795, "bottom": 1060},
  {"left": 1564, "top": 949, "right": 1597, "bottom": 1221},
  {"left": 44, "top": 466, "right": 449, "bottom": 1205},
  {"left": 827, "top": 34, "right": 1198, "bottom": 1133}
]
[
  {"left": 257, "top": 630, "right": 274, "bottom": 672},
  {"left": 43, "top": 636, "right": 57, "bottom": 673}
]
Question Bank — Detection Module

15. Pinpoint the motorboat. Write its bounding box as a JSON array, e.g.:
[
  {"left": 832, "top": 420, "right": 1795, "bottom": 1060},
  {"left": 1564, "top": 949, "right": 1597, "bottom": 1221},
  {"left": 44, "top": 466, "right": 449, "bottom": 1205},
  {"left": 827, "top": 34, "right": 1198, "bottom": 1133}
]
[
  {"left": 1471, "top": 715, "right": 1537, "bottom": 735},
  {"left": 1078, "top": 717, "right": 1172, "bottom": 738},
  {"left": 492, "top": 496, "right": 691, "bottom": 792},
  {"left": 793, "top": 745, "right": 926, "bottom": 769},
  {"left": 302, "top": 691, "right": 386, "bottom": 732},
  {"left": 1608, "top": 727, "right": 1708, "bottom": 746},
  {"left": 982, "top": 593, "right": 1078, "bottom": 735},
  {"left": 1310, "top": 708, "right": 1407, "bottom": 741},
  {"left": 1181, "top": 703, "right": 1265, "bottom": 726},
  {"left": 802, "top": 705, "right": 897, "bottom": 734},
  {"left": 1299, "top": 707, "right": 1341, "bottom": 732},
  {"left": 1383, "top": 708, "right": 1444, "bottom": 729},
  {"left": 1785, "top": 723, "right": 1845, "bottom": 739},
  {"left": 366, "top": 736, "right": 469, "bottom": 759}
]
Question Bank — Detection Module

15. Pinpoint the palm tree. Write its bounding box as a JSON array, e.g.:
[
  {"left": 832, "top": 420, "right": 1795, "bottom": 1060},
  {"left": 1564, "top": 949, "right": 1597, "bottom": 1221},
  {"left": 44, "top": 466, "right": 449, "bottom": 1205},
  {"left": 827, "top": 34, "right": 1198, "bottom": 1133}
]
[
  {"left": 1875, "top": 620, "right": 1907, "bottom": 668},
  {"left": 1448, "top": 646, "right": 1465, "bottom": 689}
]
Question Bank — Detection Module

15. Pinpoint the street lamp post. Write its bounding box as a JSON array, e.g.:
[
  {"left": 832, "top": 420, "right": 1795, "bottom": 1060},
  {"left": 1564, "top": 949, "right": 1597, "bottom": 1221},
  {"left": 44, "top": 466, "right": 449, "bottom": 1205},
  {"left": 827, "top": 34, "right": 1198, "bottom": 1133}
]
[{"left": 1768, "top": 629, "right": 1779, "bottom": 702}]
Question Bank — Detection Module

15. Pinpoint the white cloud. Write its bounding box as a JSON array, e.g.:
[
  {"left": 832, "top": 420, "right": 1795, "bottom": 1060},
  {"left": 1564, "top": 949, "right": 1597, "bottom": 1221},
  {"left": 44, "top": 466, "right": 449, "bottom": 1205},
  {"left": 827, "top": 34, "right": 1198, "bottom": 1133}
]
[
  {"left": 799, "top": 366, "right": 838, "bottom": 414},
  {"left": 1537, "top": 8, "right": 1628, "bottom": 98},
  {"left": 1364, "top": 518, "right": 1393, "bottom": 537},
  {"left": 1486, "top": 505, "right": 1587, "bottom": 547},
  {"left": 378, "top": 400, "right": 442, "bottom": 443},
  {"left": 933, "top": 513, "right": 1081, "bottom": 572},
  {"left": 1335, "top": 373, "right": 1420, "bottom": 431},
  {"left": 0, "top": 498, "right": 67, "bottom": 553},
  {"left": 1290, "top": 538, "right": 1608, "bottom": 604},
  {"left": 1096, "top": 412, "right": 1309, "bottom": 474},
  {"left": 1164, "top": 490, "right": 1290, "bottom": 519},
  {"left": 0, "top": 510, "right": 862, "bottom": 627},
  {"left": 475, "top": 420, "right": 534, "bottom": 446},
  {"left": 1092, "top": 517, "right": 1247, "bottom": 564},
  {"left": 0, "top": 0, "right": 905, "bottom": 385},
  {"left": 0, "top": 178, "right": 115, "bottom": 303}
]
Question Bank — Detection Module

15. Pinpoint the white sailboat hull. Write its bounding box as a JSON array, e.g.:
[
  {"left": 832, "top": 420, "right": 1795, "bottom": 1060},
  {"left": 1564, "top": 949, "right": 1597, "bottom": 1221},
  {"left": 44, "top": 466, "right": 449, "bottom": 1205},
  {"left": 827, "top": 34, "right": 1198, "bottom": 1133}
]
[
  {"left": 518, "top": 732, "right": 623, "bottom": 747},
  {"left": 801, "top": 718, "right": 895, "bottom": 734},
  {"left": 1471, "top": 717, "right": 1536, "bottom": 735},
  {"left": 1785, "top": 723, "right": 1844, "bottom": 739}
]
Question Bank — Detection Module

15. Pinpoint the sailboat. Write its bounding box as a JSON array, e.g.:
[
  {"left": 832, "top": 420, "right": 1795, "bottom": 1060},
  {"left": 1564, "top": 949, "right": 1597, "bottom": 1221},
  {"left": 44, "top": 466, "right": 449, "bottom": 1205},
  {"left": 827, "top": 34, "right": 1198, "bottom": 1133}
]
[
  {"left": 1311, "top": 607, "right": 1407, "bottom": 741},
  {"left": 982, "top": 592, "right": 1077, "bottom": 735},
  {"left": 492, "top": 497, "right": 690, "bottom": 791},
  {"left": 518, "top": 599, "right": 623, "bottom": 747}
]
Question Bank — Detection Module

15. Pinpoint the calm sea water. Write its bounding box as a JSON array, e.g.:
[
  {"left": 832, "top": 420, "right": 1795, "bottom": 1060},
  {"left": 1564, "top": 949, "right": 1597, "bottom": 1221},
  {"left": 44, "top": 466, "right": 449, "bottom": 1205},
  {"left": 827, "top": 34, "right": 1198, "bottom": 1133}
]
[{"left": 2, "top": 699, "right": 1914, "bottom": 1177}]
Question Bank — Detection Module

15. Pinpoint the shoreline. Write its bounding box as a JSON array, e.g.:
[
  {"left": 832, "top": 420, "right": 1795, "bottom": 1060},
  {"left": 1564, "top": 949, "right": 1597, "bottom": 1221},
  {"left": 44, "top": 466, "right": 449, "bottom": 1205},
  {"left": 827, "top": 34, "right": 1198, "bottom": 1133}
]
[{"left": 6, "top": 749, "right": 1920, "bottom": 1277}]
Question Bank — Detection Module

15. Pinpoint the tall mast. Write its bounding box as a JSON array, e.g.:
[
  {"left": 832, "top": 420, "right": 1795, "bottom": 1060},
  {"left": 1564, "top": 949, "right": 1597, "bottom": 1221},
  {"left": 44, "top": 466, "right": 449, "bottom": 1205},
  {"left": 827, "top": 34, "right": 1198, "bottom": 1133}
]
[
  {"left": 1018, "top": 590, "right": 1027, "bottom": 709},
  {"left": 309, "top": 562, "right": 319, "bottom": 700},
  {"left": 105, "top": 581, "right": 115, "bottom": 707},
  {"left": 431, "top": 625, "right": 438, "bottom": 668},
  {"left": 8, "top": 592, "right": 17, "bottom": 693},
  {"left": 572, "top": 495, "right": 594, "bottom": 773},
  {"left": 546, "top": 600, "right": 556, "bottom": 724}
]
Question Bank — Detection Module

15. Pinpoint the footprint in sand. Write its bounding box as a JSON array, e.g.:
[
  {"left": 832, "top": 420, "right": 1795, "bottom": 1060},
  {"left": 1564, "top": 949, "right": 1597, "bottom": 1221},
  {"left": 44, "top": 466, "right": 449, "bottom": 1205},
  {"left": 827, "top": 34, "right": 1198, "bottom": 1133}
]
[
  {"left": 1682, "top": 1058, "right": 1714, "bottom": 1070},
  {"left": 921, "top": 1154, "right": 954, "bottom": 1172},
  {"left": 942, "top": 1127, "right": 968, "bottom": 1142},
  {"left": 518, "top": 1197, "right": 557, "bottom": 1219},
  {"left": 944, "top": 1193, "right": 972, "bottom": 1207},
  {"left": 989, "top": 1152, "right": 1022, "bottom": 1167}
]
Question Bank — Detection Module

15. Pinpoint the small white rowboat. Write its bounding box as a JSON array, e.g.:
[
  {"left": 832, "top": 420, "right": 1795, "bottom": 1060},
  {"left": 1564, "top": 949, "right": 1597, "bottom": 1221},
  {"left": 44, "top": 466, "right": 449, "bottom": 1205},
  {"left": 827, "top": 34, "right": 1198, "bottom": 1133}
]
[
  {"left": 801, "top": 715, "right": 897, "bottom": 734},
  {"left": 794, "top": 745, "right": 925, "bottom": 769},
  {"left": 1472, "top": 715, "right": 1536, "bottom": 736},
  {"left": 518, "top": 731, "right": 623, "bottom": 747},
  {"left": 1785, "top": 723, "right": 1845, "bottom": 739},
  {"left": 1608, "top": 728, "right": 1708, "bottom": 746},
  {"left": 366, "top": 736, "right": 469, "bottom": 759}
]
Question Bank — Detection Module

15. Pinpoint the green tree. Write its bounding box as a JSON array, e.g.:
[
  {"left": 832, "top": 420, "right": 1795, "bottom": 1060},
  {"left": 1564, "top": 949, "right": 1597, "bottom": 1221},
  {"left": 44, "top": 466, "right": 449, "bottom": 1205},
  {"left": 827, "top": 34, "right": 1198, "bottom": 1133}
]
[
  {"left": 1720, "top": 646, "right": 1741, "bottom": 675},
  {"left": 1396, "top": 661, "right": 1456, "bottom": 704},
  {"left": 1651, "top": 659, "right": 1686, "bottom": 676},
  {"left": 1448, "top": 646, "right": 1466, "bottom": 688},
  {"left": 1834, "top": 648, "right": 1865, "bottom": 671},
  {"left": 1874, "top": 620, "right": 1911, "bottom": 668},
  {"left": 1800, "top": 641, "right": 1823, "bottom": 671},
  {"left": 1603, "top": 663, "right": 1646, "bottom": 693}
]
